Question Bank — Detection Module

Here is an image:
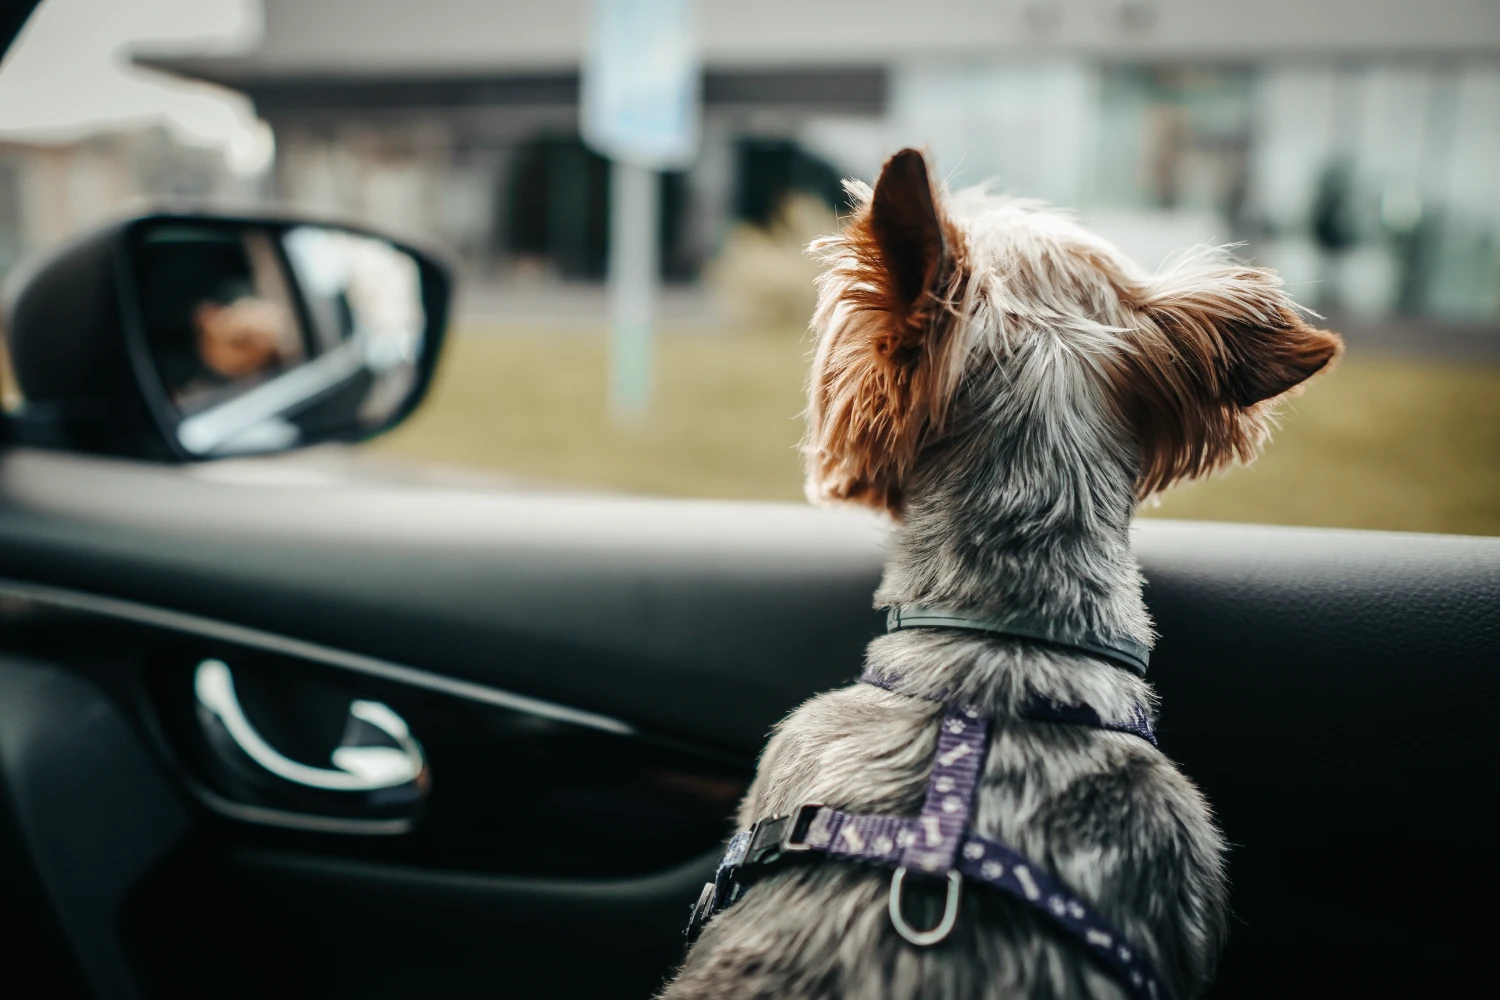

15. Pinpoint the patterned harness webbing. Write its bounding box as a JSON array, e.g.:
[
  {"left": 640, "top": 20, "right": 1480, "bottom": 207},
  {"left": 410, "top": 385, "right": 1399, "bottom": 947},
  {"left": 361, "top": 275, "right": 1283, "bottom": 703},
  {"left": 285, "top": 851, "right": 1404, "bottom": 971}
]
[{"left": 685, "top": 676, "right": 1173, "bottom": 1000}]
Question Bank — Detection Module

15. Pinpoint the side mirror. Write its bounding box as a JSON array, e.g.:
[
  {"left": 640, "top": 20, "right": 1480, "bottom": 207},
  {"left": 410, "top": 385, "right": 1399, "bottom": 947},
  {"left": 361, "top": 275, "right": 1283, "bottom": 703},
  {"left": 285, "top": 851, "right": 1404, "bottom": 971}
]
[{"left": 2, "top": 213, "right": 450, "bottom": 460}]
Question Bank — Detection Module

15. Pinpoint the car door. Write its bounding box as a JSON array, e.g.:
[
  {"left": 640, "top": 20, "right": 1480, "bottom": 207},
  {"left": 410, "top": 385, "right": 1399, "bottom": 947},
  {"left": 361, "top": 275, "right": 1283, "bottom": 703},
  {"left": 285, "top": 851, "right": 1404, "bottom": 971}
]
[{"left": 2, "top": 445, "right": 1496, "bottom": 999}]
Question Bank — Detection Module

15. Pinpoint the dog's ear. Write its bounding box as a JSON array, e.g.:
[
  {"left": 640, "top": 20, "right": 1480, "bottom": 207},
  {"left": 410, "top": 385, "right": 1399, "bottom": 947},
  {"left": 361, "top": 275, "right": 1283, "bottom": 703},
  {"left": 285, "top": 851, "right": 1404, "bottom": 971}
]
[
  {"left": 869, "top": 149, "right": 948, "bottom": 314},
  {"left": 803, "top": 148, "right": 966, "bottom": 516},
  {"left": 1118, "top": 255, "right": 1343, "bottom": 498}
]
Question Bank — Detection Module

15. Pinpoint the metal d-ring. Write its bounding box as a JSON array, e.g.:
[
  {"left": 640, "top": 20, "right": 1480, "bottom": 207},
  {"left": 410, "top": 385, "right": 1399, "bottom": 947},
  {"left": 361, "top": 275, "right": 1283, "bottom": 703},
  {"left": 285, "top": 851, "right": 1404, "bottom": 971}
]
[{"left": 888, "top": 868, "right": 962, "bottom": 946}]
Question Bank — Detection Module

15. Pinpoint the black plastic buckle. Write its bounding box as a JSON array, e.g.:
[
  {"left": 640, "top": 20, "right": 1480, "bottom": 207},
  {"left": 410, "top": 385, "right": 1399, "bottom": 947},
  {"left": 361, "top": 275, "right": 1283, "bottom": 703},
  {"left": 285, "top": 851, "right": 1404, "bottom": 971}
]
[
  {"left": 685, "top": 880, "right": 716, "bottom": 943},
  {"left": 684, "top": 805, "right": 826, "bottom": 948},
  {"left": 743, "top": 803, "right": 824, "bottom": 870}
]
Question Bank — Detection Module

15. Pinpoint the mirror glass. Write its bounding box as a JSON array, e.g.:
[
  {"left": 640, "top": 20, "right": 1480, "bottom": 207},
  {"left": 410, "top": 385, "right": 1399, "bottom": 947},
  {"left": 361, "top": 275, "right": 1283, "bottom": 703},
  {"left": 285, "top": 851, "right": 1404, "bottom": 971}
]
[{"left": 132, "top": 221, "right": 430, "bottom": 457}]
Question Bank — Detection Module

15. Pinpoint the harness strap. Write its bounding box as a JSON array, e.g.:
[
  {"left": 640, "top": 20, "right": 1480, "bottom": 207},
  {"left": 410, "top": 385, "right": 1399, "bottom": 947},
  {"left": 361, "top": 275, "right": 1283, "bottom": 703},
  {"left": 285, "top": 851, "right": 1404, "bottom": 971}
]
[
  {"left": 692, "top": 799, "right": 1171, "bottom": 1000},
  {"left": 953, "top": 835, "right": 1164, "bottom": 1000},
  {"left": 901, "top": 704, "right": 988, "bottom": 873},
  {"left": 685, "top": 693, "right": 1173, "bottom": 1000},
  {"left": 860, "top": 667, "right": 1157, "bottom": 746},
  {"left": 800, "top": 807, "right": 1167, "bottom": 1000}
]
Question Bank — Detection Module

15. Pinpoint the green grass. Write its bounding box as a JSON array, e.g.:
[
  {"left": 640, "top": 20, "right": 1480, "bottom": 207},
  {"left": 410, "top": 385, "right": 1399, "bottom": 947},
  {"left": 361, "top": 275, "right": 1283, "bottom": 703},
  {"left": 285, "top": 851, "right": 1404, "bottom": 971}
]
[
  {"left": 1143, "top": 355, "right": 1500, "bottom": 534},
  {"left": 377, "top": 326, "right": 1500, "bottom": 536},
  {"left": 378, "top": 325, "right": 811, "bottom": 499}
]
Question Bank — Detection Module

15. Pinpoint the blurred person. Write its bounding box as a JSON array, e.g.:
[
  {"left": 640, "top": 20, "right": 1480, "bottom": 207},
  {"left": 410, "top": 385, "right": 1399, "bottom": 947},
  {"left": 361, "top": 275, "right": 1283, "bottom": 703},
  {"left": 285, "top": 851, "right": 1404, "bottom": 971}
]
[
  {"left": 138, "top": 227, "right": 304, "bottom": 408},
  {"left": 191, "top": 293, "right": 289, "bottom": 382},
  {"left": 155, "top": 281, "right": 292, "bottom": 408}
]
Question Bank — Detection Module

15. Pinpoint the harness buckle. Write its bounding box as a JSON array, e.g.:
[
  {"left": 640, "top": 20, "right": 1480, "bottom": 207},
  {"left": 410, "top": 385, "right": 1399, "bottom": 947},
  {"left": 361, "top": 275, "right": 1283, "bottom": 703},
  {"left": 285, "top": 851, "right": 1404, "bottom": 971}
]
[
  {"left": 744, "top": 802, "right": 825, "bottom": 868},
  {"left": 783, "top": 802, "right": 825, "bottom": 852}
]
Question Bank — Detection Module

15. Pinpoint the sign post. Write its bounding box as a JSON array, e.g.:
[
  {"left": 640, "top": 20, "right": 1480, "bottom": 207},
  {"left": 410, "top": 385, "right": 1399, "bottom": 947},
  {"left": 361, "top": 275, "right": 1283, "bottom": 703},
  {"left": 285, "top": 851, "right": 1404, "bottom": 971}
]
[{"left": 581, "top": 0, "right": 699, "bottom": 422}]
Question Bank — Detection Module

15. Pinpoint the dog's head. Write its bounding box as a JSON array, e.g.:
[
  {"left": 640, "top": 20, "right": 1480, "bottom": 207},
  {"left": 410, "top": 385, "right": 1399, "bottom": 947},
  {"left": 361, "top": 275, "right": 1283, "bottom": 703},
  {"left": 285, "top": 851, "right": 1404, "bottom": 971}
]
[{"left": 803, "top": 148, "right": 1342, "bottom": 517}]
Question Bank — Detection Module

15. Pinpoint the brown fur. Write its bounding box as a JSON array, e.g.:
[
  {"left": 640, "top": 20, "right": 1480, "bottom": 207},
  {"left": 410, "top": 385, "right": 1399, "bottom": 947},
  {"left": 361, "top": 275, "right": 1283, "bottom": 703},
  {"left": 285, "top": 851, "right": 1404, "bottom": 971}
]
[
  {"left": 1113, "top": 264, "right": 1343, "bottom": 499},
  {"left": 805, "top": 152, "right": 1341, "bottom": 515},
  {"left": 802, "top": 150, "right": 971, "bottom": 515}
]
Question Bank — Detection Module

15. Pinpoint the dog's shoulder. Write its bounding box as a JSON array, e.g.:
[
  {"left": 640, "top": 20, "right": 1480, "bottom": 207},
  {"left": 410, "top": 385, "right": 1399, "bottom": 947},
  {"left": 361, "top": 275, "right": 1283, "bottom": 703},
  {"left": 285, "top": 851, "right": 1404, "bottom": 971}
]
[{"left": 744, "top": 682, "right": 943, "bottom": 823}]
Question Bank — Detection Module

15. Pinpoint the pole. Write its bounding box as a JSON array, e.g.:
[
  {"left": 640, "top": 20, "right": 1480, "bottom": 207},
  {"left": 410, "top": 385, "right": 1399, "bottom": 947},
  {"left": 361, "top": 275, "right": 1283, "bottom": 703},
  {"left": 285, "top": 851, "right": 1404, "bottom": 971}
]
[{"left": 608, "top": 158, "right": 658, "bottom": 421}]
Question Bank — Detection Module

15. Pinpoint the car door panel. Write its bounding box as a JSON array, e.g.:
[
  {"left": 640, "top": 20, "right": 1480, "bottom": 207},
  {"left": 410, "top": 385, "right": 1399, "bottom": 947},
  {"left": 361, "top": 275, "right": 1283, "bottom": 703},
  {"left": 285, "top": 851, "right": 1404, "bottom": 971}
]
[
  {"left": 0, "top": 619, "right": 732, "bottom": 1000},
  {"left": 0, "top": 656, "right": 188, "bottom": 1000},
  {"left": 0, "top": 448, "right": 888, "bottom": 754},
  {"left": 0, "top": 446, "right": 1496, "bottom": 997}
]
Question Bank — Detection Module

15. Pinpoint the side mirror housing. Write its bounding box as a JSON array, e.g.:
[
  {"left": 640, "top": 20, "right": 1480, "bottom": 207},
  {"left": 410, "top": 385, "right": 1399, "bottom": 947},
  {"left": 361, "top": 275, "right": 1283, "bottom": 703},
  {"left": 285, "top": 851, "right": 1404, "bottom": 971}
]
[{"left": 2, "top": 213, "right": 451, "bottom": 461}]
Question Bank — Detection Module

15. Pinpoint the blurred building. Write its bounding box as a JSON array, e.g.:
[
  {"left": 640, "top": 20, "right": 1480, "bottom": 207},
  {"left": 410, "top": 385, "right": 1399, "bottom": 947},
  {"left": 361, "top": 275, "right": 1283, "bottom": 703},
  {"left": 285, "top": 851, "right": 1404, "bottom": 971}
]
[
  {"left": 0, "top": 128, "right": 244, "bottom": 281},
  {"left": 139, "top": 0, "right": 1500, "bottom": 321}
]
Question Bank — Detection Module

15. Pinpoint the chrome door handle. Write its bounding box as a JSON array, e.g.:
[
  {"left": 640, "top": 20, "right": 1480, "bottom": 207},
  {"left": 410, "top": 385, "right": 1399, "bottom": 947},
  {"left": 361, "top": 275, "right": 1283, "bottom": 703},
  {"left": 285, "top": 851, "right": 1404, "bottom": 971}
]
[{"left": 194, "top": 658, "right": 425, "bottom": 792}]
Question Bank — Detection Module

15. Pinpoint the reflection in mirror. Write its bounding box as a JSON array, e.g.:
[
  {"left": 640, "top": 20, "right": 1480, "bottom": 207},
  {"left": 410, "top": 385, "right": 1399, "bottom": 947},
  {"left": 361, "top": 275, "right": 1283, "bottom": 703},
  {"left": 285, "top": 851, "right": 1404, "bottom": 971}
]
[{"left": 133, "top": 222, "right": 428, "bottom": 457}]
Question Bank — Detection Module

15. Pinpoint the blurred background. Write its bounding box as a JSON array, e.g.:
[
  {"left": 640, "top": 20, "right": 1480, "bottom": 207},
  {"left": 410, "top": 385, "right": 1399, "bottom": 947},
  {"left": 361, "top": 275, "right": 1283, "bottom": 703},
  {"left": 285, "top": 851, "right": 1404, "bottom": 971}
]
[{"left": 0, "top": 0, "right": 1495, "bottom": 533}]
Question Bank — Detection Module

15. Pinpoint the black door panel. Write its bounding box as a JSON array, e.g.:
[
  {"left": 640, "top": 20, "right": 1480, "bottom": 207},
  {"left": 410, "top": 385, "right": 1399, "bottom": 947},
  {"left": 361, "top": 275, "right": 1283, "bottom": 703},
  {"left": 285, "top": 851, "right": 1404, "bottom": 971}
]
[
  {"left": 0, "top": 622, "right": 733, "bottom": 999},
  {"left": 123, "top": 845, "right": 718, "bottom": 1000},
  {"left": 0, "top": 448, "right": 887, "bottom": 754},
  {"left": 1, "top": 446, "right": 1496, "bottom": 997},
  {"left": 0, "top": 657, "right": 190, "bottom": 1000}
]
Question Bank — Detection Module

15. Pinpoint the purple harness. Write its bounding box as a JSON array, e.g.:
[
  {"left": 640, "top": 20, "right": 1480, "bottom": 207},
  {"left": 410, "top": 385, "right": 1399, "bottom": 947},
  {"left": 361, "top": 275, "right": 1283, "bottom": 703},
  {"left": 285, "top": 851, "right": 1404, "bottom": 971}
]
[{"left": 686, "top": 671, "right": 1172, "bottom": 1000}]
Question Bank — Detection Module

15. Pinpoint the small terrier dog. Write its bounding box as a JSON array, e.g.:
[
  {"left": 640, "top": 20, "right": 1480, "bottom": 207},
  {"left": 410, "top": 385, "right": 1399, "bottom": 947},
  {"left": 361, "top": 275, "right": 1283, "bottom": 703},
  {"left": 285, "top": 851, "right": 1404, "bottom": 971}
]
[{"left": 664, "top": 149, "right": 1340, "bottom": 999}]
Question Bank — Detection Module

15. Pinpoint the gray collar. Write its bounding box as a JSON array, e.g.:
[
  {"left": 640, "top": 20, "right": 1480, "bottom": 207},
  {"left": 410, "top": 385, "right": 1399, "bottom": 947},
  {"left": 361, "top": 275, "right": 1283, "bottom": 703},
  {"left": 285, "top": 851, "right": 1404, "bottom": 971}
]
[{"left": 886, "top": 606, "right": 1151, "bottom": 676}]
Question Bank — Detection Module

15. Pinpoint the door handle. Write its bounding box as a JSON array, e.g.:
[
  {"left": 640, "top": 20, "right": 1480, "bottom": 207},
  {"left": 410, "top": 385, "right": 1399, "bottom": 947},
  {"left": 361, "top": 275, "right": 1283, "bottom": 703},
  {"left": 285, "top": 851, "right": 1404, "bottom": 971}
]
[{"left": 194, "top": 658, "right": 425, "bottom": 792}]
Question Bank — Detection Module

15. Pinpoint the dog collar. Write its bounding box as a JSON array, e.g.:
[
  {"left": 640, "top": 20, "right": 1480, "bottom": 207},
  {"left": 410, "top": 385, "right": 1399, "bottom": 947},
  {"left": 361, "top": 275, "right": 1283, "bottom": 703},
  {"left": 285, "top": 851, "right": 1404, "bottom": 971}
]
[{"left": 886, "top": 606, "right": 1151, "bottom": 676}]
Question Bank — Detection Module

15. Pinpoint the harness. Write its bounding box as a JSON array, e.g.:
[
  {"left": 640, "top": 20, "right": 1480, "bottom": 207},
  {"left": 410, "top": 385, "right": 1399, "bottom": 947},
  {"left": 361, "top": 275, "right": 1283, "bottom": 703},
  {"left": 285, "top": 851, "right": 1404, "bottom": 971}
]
[{"left": 685, "top": 610, "right": 1172, "bottom": 1000}]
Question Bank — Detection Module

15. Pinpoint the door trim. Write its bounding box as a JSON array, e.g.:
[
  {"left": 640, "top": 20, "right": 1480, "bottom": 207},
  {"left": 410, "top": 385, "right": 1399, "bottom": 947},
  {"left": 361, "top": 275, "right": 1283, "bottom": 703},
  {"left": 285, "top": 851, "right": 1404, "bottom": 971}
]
[{"left": 0, "top": 577, "right": 637, "bottom": 737}]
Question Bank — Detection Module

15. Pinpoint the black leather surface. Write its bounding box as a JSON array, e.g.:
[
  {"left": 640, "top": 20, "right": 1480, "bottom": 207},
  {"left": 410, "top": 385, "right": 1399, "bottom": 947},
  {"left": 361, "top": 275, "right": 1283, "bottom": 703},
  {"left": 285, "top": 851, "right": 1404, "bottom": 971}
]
[{"left": 1140, "top": 520, "right": 1497, "bottom": 808}]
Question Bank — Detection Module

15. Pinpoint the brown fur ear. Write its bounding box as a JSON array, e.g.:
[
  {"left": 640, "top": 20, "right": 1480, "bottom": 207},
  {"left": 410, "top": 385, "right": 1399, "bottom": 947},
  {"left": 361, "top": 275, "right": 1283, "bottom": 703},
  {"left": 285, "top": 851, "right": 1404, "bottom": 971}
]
[
  {"left": 803, "top": 149, "right": 967, "bottom": 516},
  {"left": 1117, "top": 258, "right": 1343, "bottom": 499}
]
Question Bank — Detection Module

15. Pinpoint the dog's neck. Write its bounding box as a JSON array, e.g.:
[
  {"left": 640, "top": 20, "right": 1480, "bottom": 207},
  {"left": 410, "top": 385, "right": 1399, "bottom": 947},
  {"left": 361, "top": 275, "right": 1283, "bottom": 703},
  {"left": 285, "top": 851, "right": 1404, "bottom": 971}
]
[{"left": 874, "top": 431, "right": 1153, "bottom": 653}]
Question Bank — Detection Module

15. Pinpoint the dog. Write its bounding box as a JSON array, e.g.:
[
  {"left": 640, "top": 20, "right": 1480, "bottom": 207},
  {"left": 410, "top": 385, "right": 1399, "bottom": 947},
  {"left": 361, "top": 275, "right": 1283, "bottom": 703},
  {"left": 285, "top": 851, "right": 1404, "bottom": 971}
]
[{"left": 663, "top": 148, "right": 1341, "bottom": 1000}]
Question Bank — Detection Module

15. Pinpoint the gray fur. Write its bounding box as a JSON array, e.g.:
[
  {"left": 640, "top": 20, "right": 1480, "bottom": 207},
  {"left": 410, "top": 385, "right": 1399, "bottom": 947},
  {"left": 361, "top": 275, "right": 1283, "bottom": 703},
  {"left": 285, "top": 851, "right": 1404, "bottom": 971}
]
[{"left": 662, "top": 187, "right": 1230, "bottom": 999}]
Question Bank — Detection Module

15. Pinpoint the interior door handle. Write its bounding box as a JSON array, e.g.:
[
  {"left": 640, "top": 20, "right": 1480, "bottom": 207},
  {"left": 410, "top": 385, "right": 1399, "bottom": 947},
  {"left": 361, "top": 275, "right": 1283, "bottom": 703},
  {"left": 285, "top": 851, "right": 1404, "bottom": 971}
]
[{"left": 194, "top": 658, "right": 425, "bottom": 792}]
